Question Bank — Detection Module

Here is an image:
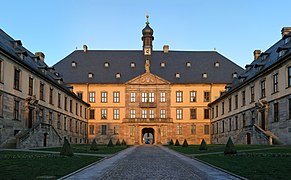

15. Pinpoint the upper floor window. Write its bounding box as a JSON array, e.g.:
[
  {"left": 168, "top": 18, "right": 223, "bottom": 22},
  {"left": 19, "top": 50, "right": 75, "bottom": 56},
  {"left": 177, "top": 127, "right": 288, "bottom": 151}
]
[
  {"left": 142, "top": 109, "right": 147, "bottom": 118},
  {"left": 186, "top": 62, "right": 191, "bottom": 67},
  {"left": 69, "top": 99, "right": 73, "bottom": 113},
  {"left": 176, "top": 91, "right": 183, "bottom": 103},
  {"left": 190, "top": 108, "right": 196, "bottom": 119},
  {"left": 221, "top": 102, "right": 225, "bottom": 115},
  {"left": 39, "top": 82, "right": 45, "bottom": 101},
  {"left": 130, "top": 109, "right": 136, "bottom": 118},
  {"left": 89, "top": 92, "right": 95, "bottom": 103},
  {"left": 142, "top": 92, "right": 148, "bottom": 103},
  {"left": 0, "top": 60, "right": 3, "bottom": 83},
  {"left": 14, "top": 68, "right": 21, "bottom": 90},
  {"left": 116, "top": 73, "right": 121, "bottom": 79},
  {"left": 71, "top": 61, "right": 77, "bottom": 68},
  {"left": 130, "top": 92, "right": 136, "bottom": 103},
  {"left": 176, "top": 109, "right": 183, "bottom": 120},
  {"left": 0, "top": 94, "right": 3, "bottom": 117},
  {"left": 214, "top": 61, "right": 220, "bottom": 68},
  {"left": 149, "top": 109, "right": 154, "bottom": 118},
  {"left": 175, "top": 73, "right": 180, "bottom": 79},
  {"left": 148, "top": 92, "right": 154, "bottom": 102},
  {"left": 28, "top": 77, "right": 33, "bottom": 96},
  {"left": 49, "top": 88, "right": 54, "bottom": 105},
  {"left": 113, "top": 91, "right": 120, "bottom": 103},
  {"left": 190, "top": 91, "right": 196, "bottom": 102},
  {"left": 113, "top": 109, "right": 120, "bottom": 120},
  {"left": 77, "top": 92, "right": 83, "bottom": 100},
  {"left": 250, "top": 86, "right": 255, "bottom": 102},
  {"left": 273, "top": 73, "right": 279, "bottom": 93},
  {"left": 88, "top": 72, "right": 94, "bottom": 78},
  {"left": 130, "top": 62, "right": 136, "bottom": 68},
  {"left": 101, "top": 92, "right": 107, "bottom": 103},
  {"left": 160, "top": 109, "right": 166, "bottom": 119},
  {"left": 261, "top": 80, "right": 266, "bottom": 98},
  {"left": 160, "top": 62, "right": 166, "bottom": 68},
  {"left": 234, "top": 94, "right": 238, "bottom": 109},
  {"left": 202, "top": 73, "right": 208, "bottom": 79},
  {"left": 160, "top": 92, "right": 166, "bottom": 102},
  {"left": 228, "top": 97, "right": 232, "bottom": 112},
  {"left": 204, "top": 109, "right": 210, "bottom": 119},
  {"left": 104, "top": 62, "right": 110, "bottom": 68},
  {"left": 242, "top": 91, "right": 246, "bottom": 106},
  {"left": 215, "top": 105, "right": 218, "bottom": 117},
  {"left": 101, "top": 109, "right": 107, "bottom": 119},
  {"left": 64, "top": 96, "right": 68, "bottom": 111},
  {"left": 75, "top": 103, "right": 78, "bottom": 115},
  {"left": 58, "top": 93, "right": 61, "bottom": 108},
  {"left": 89, "top": 109, "right": 95, "bottom": 119},
  {"left": 288, "top": 67, "right": 291, "bottom": 87},
  {"left": 204, "top": 91, "right": 210, "bottom": 102}
]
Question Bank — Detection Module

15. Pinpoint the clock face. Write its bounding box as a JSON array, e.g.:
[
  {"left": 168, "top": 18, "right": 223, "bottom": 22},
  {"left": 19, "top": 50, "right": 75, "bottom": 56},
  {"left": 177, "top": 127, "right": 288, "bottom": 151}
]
[{"left": 144, "top": 48, "right": 151, "bottom": 55}]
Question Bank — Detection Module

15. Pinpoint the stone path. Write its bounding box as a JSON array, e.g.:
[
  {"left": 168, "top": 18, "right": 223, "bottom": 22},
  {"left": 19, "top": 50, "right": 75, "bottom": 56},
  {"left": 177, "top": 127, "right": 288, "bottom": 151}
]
[{"left": 63, "top": 145, "right": 243, "bottom": 180}]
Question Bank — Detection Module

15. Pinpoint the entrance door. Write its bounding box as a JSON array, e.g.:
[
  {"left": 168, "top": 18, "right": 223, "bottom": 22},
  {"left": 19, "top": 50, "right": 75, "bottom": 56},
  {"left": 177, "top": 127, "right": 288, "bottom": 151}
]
[
  {"left": 142, "top": 128, "right": 154, "bottom": 144},
  {"left": 28, "top": 108, "right": 33, "bottom": 128},
  {"left": 261, "top": 111, "right": 266, "bottom": 130},
  {"left": 246, "top": 133, "right": 251, "bottom": 144}
]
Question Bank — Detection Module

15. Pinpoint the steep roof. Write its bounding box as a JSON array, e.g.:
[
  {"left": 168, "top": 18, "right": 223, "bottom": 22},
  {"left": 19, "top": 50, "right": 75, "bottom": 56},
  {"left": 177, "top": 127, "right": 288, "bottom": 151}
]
[{"left": 53, "top": 50, "right": 244, "bottom": 84}]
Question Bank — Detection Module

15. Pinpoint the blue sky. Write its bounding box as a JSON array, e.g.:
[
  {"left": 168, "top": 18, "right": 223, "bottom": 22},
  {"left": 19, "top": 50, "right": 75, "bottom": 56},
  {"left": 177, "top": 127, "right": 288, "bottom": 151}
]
[{"left": 1, "top": 0, "right": 290, "bottom": 67}]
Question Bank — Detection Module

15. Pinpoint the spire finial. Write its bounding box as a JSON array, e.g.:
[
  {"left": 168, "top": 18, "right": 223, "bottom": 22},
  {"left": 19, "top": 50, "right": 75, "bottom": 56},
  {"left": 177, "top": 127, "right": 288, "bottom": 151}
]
[{"left": 146, "top": 13, "right": 149, "bottom": 25}]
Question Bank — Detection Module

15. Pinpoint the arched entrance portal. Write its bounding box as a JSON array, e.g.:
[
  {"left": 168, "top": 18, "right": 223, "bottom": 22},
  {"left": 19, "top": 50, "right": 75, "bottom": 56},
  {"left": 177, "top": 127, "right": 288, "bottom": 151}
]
[{"left": 142, "top": 128, "right": 154, "bottom": 144}]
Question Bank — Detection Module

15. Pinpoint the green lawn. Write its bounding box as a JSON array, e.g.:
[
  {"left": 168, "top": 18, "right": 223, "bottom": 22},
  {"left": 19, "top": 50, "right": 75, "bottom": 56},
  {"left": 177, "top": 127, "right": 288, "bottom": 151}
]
[
  {"left": 0, "top": 151, "right": 101, "bottom": 179},
  {"left": 35, "top": 144, "right": 128, "bottom": 154},
  {"left": 168, "top": 145, "right": 291, "bottom": 179}
]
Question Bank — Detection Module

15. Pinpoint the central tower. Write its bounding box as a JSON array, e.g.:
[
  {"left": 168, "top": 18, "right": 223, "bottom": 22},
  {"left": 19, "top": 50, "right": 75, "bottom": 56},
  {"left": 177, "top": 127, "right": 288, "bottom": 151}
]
[{"left": 142, "top": 14, "right": 154, "bottom": 56}]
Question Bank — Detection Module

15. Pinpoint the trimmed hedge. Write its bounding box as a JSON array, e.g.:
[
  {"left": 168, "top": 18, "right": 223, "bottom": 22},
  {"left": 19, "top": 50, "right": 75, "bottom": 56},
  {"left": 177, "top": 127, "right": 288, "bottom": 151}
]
[
  {"left": 224, "top": 137, "right": 237, "bottom": 155},
  {"left": 199, "top": 139, "right": 208, "bottom": 151},
  {"left": 60, "top": 139, "right": 74, "bottom": 156}
]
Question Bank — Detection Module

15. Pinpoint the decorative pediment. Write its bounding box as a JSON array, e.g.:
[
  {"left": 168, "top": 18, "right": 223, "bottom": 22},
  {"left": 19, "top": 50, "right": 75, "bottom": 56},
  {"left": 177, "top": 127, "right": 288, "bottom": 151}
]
[{"left": 126, "top": 73, "right": 170, "bottom": 85}]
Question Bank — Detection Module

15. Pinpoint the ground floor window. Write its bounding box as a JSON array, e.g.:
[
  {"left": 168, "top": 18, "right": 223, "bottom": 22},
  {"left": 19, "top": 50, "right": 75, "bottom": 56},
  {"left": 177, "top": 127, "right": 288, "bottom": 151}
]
[
  {"left": 191, "top": 124, "right": 196, "bottom": 135},
  {"left": 161, "top": 126, "right": 167, "bottom": 137},
  {"left": 114, "top": 125, "right": 119, "bottom": 135},
  {"left": 101, "top": 125, "right": 107, "bottom": 135},
  {"left": 130, "top": 126, "right": 135, "bottom": 136},
  {"left": 177, "top": 124, "right": 182, "bottom": 135},
  {"left": 89, "top": 125, "right": 94, "bottom": 134},
  {"left": 204, "top": 125, "right": 209, "bottom": 134}
]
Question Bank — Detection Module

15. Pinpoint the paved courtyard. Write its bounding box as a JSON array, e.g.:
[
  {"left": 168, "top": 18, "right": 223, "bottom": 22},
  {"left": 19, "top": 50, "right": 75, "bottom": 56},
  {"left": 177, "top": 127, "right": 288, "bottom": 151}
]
[{"left": 63, "top": 145, "right": 242, "bottom": 180}]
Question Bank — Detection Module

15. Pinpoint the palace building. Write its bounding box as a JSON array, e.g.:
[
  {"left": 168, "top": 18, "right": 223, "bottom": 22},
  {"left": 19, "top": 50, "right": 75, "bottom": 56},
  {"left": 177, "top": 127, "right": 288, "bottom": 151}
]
[
  {"left": 0, "top": 29, "right": 89, "bottom": 148},
  {"left": 209, "top": 27, "right": 291, "bottom": 145},
  {"left": 54, "top": 17, "right": 243, "bottom": 145}
]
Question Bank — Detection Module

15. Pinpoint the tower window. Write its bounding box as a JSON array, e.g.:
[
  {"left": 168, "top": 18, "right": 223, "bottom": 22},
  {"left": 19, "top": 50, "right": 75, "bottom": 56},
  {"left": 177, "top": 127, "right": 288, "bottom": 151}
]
[
  {"left": 71, "top": 61, "right": 77, "bottom": 68},
  {"left": 175, "top": 73, "right": 180, "bottom": 79},
  {"left": 160, "top": 62, "right": 166, "bottom": 68},
  {"left": 214, "top": 61, "right": 220, "bottom": 67},
  {"left": 116, "top": 73, "right": 121, "bottom": 79},
  {"left": 88, "top": 72, "right": 94, "bottom": 78},
  {"left": 130, "top": 62, "right": 136, "bottom": 68},
  {"left": 186, "top": 62, "right": 191, "bottom": 67},
  {"left": 104, "top": 62, "right": 110, "bottom": 68},
  {"left": 202, "top": 73, "right": 208, "bottom": 79}
]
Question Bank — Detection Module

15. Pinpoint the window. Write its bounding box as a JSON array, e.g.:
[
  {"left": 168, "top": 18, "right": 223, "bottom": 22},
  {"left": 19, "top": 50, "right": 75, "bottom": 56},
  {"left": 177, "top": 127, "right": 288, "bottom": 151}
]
[
  {"left": 101, "top": 92, "right": 107, "bottom": 103},
  {"left": 274, "top": 103, "right": 279, "bottom": 122},
  {"left": 211, "top": 107, "right": 214, "bottom": 119},
  {"left": 242, "top": 113, "right": 246, "bottom": 127},
  {"left": 130, "top": 126, "right": 135, "bottom": 136},
  {"left": 28, "top": 77, "right": 33, "bottom": 96},
  {"left": 142, "top": 92, "right": 147, "bottom": 102},
  {"left": 13, "top": 100, "right": 19, "bottom": 120},
  {"left": 142, "top": 109, "right": 147, "bottom": 118},
  {"left": 288, "top": 67, "right": 291, "bottom": 87},
  {"left": 202, "top": 73, "right": 208, "bottom": 79},
  {"left": 130, "top": 62, "right": 136, "bottom": 68},
  {"left": 160, "top": 109, "right": 166, "bottom": 118},
  {"left": 235, "top": 116, "right": 238, "bottom": 130},
  {"left": 228, "top": 98, "right": 232, "bottom": 112},
  {"left": 57, "top": 114, "right": 61, "bottom": 129},
  {"left": 160, "top": 62, "right": 166, "bottom": 68},
  {"left": 116, "top": 73, "right": 121, "bottom": 79},
  {"left": 273, "top": 73, "right": 279, "bottom": 93},
  {"left": 0, "top": 94, "right": 3, "bottom": 117},
  {"left": 114, "top": 125, "right": 119, "bottom": 135},
  {"left": 58, "top": 93, "right": 61, "bottom": 108},
  {"left": 261, "top": 80, "right": 266, "bottom": 98},
  {"left": 229, "top": 118, "right": 232, "bottom": 131},
  {"left": 77, "top": 92, "right": 83, "bottom": 100},
  {"left": 64, "top": 96, "right": 67, "bottom": 111},
  {"left": 101, "top": 109, "right": 107, "bottom": 119},
  {"left": 130, "top": 109, "right": 136, "bottom": 118},
  {"left": 204, "top": 109, "right": 210, "bottom": 119},
  {"left": 101, "top": 125, "right": 107, "bottom": 135},
  {"left": 190, "top": 109, "right": 196, "bottom": 119},
  {"left": 89, "top": 125, "right": 94, "bottom": 135},
  {"left": 235, "top": 95, "right": 238, "bottom": 109},
  {"left": 69, "top": 119, "right": 72, "bottom": 132},
  {"left": 190, "top": 91, "right": 196, "bottom": 102},
  {"left": 130, "top": 92, "right": 136, "bottom": 103},
  {"left": 177, "top": 124, "right": 182, "bottom": 135},
  {"left": 49, "top": 112, "right": 53, "bottom": 125},
  {"left": 221, "top": 102, "right": 225, "bottom": 115},
  {"left": 204, "top": 125, "right": 210, "bottom": 134},
  {"left": 80, "top": 105, "right": 82, "bottom": 117},
  {"left": 149, "top": 109, "right": 154, "bottom": 118},
  {"left": 75, "top": 103, "right": 78, "bottom": 115},
  {"left": 176, "top": 91, "right": 183, "bottom": 103},
  {"left": 148, "top": 92, "right": 154, "bottom": 102},
  {"left": 71, "top": 61, "right": 77, "bottom": 68},
  {"left": 242, "top": 91, "right": 246, "bottom": 106},
  {"left": 89, "top": 109, "right": 95, "bottom": 119},
  {"left": 214, "top": 61, "right": 220, "bottom": 67},
  {"left": 114, "top": 109, "right": 120, "bottom": 120},
  {"left": 191, "top": 125, "right": 196, "bottom": 134},
  {"left": 160, "top": 92, "right": 166, "bottom": 102},
  {"left": 39, "top": 82, "right": 44, "bottom": 101},
  {"left": 49, "top": 88, "right": 53, "bottom": 105},
  {"left": 0, "top": 60, "right": 3, "bottom": 83},
  {"left": 221, "top": 120, "right": 224, "bottom": 133},
  {"left": 75, "top": 121, "right": 78, "bottom": 133},
  {"left": 175, "top": 73, "right": 180, "bottom": 78},
  {"left": 204, "top": 91, "right": 210, "bottom": 102},
  {"left": 161, "top": 127, "right": 167, "bottom": 137},
  {"left": 88, "top": 72, "right": 94, "bottom": 78},
  {"left": 69, "top": 100, "right": 73, "bottom": 113},
  {"left": 289, "top": 99, "right": 291, "bottom": 119},
  {"left": 14, "top": 69, "right": 21, "bottom": 90},
  {"left": 176, "top": 109, "right": 183, "bottom": 120},
  {"left": 104, "top": 62, "right": 110, "bottom": 68},
  {"left": 215, "top": 105, "right": 218, "bottom": 117},
  {"left": 232, "top": 72, "right": 238, "bottom": 78},
  {"left": 89, "top": 92, "right": 95, "bottom": 103},
  {"left": 113, "top": 91, "right": 120, "bottom": 103},
  {"left": 186, "top": 62, "right": 191, "bottom": 67},
  {"left": 64, "top": 117, "right": 67, "bottom": 131},
  {"left": 250, "top": 86, "right": 255, "bottom": 102}
]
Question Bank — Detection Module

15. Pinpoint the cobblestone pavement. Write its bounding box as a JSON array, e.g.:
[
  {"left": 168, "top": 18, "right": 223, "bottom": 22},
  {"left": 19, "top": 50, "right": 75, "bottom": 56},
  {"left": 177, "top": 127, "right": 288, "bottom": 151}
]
[{"left": 64, "top": 145, "right": 242, "bottom": 180}]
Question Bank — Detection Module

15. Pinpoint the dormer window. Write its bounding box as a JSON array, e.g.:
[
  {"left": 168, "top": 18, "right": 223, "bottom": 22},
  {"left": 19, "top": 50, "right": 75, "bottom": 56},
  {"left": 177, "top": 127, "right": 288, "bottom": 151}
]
[
  {"left": 186, "top": 62, "right": 191, "bottom": 67},
  {"left": 88, "top": 72, "right": 94, "bottom": 78},
  {"left": 160, "top": 62, "right": 166, "bottom": 68},
  {"left": 104, "top": 62, "right": 110, "bottom": 68},
  {"left": 214, "top": 61, "right": 220, "bottom": 67},
  {"left": 279, "top": 50, "right": 284, "bottom": 57},
  {"left": 232, "top": 72, "right": 238, "bottom": 78},
  {"left": 130, "top": 62, "right": 136, "bottom": 68},
  {"left": 285, "top": 37, "right": 290, "bottom": 44},
  {"left": 175, "top": 73, "right": 180, "bottom": 79},
  {"left": 202, "top": 73, "right": 208, "bottom": 79},
  {"left": 55, "top": 72, "right": 59, "bottom": 77},
  {"left": 71, "top": 61, "right": 77, "bottom": 68},
  {"left": 116, "top": 73, "right": 121, "bottom": 79}
]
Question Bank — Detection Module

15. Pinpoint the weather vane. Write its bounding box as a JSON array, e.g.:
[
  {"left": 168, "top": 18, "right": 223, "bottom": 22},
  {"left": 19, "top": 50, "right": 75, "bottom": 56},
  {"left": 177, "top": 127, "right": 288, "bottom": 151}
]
[{"left": 146, "top": 12, "right": 149, "bottom": 24}]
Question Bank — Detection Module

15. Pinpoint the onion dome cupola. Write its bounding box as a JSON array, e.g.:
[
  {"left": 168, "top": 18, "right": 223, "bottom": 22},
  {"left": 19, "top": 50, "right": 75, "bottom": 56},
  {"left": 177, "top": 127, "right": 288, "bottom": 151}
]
[{"left": 142, "top": 14, "right": 154, "bottom": 55}]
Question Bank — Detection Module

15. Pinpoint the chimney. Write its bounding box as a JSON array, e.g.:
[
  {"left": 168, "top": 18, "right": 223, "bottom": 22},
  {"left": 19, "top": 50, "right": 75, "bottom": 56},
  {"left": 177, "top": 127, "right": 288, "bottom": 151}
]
[
  {"left": 35, "top": 52, "right": 45, "bottom": 61},
  {"left": 83, "top": 45, "right": 88, "bottom": 53},
  {"left": 163, "top": 45, "right": 169, "bottom": 54},
  {"left": 253, "top": 50, "right": 261, "bottom": 60},
  {"left": 281, "top": 27, "right": 291, "bottom": 37}
]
